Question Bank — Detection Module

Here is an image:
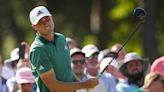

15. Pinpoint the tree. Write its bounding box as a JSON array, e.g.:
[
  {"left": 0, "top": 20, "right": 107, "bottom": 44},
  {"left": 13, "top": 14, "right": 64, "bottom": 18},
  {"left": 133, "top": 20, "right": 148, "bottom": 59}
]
[{"left": 142, "top": 0, "right": 159, "bottom": 63}]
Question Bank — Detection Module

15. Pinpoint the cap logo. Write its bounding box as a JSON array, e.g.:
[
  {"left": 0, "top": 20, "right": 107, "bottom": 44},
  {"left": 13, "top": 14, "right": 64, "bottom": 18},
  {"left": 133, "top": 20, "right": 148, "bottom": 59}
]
[
  {"left": 37, "top": 10, "right": 43, "bottom": 16},
  {"left": 91, "top": 47, "right": 95, "bottom": 50}
]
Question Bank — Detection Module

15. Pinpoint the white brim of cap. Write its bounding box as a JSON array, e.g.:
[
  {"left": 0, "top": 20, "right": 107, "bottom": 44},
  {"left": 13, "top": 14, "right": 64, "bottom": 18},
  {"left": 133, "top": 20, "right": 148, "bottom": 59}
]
[
  {"left": 4, "top": 58, "right": 19, "bottom": 64},
  {"left": 32, "top": 14, "right": 52, "bottom": 25},
  {"left": 100, "top": 57, "right": 118, "bottom": 72},
  {"left": 85, "top": 50, "right": 98, "bottom": 57}
]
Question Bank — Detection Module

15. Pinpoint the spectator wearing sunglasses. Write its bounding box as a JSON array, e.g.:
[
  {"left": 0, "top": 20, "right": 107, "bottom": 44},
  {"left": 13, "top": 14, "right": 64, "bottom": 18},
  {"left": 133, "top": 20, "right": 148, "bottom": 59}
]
[
  {"left": 82, "top": 44, "right": 100, "bottom": 76},
  {"left": 82, "top": 44, "right": 117, "bottom": 92},
  {"left": 70, "top": 48, "right": 86, "bottom": 81},
  {"left": 135, "top": 72, "right": 164, "bottom": 92},
  {"left": 70, "top": 48, "right": 106, "bottom": 92}
]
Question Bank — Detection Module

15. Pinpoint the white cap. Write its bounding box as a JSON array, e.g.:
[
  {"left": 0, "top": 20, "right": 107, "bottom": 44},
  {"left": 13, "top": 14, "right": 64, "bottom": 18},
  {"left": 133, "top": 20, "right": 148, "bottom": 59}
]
[
  {"left": 100, "top": 57, "right": 118, "bottom": 73},
  {"left": 4, "top": 47, "right": 28, "bottom": 64},
  {"left": 119, "top": 52, "right": 144, "bottom": 76},
  {"left": 82, "top": 44, "right": 99, "bottom": 57},
  {"left": 4, "top": 48, "right": 19, "bottom": 63},
  {"left": 29, "top": 6, "right": 52, "bottom": 25},
  {"left": 70, "top": 48, "right": 85, "bottom": 57},
  {"left": 124, "top": 52, "right": 142, "bottom": 63},
  {"left": 66, "top": 37, "right": 74, "bottom": 43},
  {"left": 98, "top": 49, "right": 110, "bottom": 61}
]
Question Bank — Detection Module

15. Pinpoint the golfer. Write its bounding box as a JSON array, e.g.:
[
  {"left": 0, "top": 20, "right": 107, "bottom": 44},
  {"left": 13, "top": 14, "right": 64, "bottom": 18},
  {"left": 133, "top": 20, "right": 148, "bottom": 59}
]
[{"left": 29, "top": 6, "right": 98, "bottom": 92}]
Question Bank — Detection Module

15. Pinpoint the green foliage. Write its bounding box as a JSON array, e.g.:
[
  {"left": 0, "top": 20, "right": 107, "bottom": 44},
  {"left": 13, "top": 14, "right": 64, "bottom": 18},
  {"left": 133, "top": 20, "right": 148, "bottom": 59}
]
[
  {"left": 158, "top": 31, "right": 164, "bottom": 55},
  {"left": 107, "top": 21, "right": 143, "bottom": 55},
  {"left": 0, "top": 0, "right": 161, "bottom": 61},
  {"left": 110, "top": 1, "right": 135, "bottom": 20},
  {"left": 81, "top": 35, "right": 97, "bottom": 47},
  {"left": 2, "top": 34, "right": 16, "bottom": 59}
]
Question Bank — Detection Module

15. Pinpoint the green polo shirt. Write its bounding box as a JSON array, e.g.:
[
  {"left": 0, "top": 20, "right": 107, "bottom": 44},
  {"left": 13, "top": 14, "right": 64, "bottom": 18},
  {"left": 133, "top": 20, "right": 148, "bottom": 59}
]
[
  {"left": 135, "top": 88, "right": 144, "bottom": 92},
  {"left": 30, "top": 33, "right": 74, "bottom": 92}
]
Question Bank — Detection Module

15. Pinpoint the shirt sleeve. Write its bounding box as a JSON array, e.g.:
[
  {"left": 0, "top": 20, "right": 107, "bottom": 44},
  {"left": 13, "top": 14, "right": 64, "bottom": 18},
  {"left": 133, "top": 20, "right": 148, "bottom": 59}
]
[{"left": 30, "top": 47, "right": 53, "bottom": 75}]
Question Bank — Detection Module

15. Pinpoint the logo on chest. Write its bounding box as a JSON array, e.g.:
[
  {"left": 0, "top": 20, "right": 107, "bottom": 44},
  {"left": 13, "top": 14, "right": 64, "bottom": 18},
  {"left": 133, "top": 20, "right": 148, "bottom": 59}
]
[{"left": 64, "top": 45, "right": 68, "bottom": 50}]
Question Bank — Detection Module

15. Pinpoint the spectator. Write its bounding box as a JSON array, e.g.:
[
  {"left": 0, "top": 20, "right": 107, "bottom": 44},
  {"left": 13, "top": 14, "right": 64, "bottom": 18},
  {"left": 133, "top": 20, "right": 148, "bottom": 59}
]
[
  {"left": 98, "top": 49, "right": 110, "bottom": 62},
  {"left": 0, "top": 55, "right": 9, "bottom": 92},
  {"left": 100, "top": 57, "right": 127, "bottom": 81},
  {"left": 2, "top": 41, "right": 30, "bottom": 79},
  {"left": 82, "top": 44, "right": 117, "bottom": 92},
  {"left": 6, "top": 42, "right": 36, "bottom": 92},
  {"left": 16, "top": 67, "right": 35, "bottom": 92},
  {"left": 151, "top": 56, "right": 164, "bottom": 76},
  {"left": 117, "top": 52, "right": 148, "bottom": 92},
  {"left": 2, "top": 48, "right": 19, "bottom": 79},
  {"left": 110, "top": 43, "right": 126, "bottom": 67},
  {"left": 135, "top": 72, "right": 164, "bottom": 92},
  {"left": 70, "top": 48, "right": 86, "bottom": 81},
  {"left": 70, "top": 48, "right": 106, "bottom": 92},
  {"left": 66, "top": 37, "right": 77, "bottom": 50}
]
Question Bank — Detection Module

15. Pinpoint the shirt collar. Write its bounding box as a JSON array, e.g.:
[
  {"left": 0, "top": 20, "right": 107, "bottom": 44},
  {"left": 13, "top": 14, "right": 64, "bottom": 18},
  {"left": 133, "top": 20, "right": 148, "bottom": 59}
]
[{"left": 36, "top": 33, "right": 56, "bottom": 44}]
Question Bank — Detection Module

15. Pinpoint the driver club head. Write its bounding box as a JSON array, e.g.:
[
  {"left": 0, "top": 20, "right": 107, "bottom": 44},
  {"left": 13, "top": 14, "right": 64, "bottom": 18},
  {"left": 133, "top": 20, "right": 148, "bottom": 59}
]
[{"left": 133, "top": 7, "right": 146, "bottom": 22}]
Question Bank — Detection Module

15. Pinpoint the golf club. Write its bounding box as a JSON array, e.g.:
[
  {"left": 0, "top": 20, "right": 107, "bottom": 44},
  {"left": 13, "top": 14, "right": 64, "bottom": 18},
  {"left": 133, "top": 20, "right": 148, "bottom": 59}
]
[{"left": 97, "top": 7, "right": 146, "bottom": 78}]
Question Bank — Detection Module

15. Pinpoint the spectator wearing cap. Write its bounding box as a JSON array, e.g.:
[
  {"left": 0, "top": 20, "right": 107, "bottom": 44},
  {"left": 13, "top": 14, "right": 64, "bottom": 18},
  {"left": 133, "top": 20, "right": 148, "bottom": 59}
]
[
  {"left": 135, "top": 72, "right": 164, "bottom": 92},
  {"left": 70, "top": 48, "right": 106, "bottom": 92},
  {"left": 117, "top": 52, "right": 148, "bottom": 92},
  {"left": 5, "top": 42, "right": 36, "bottom": 92},
  {"left": 0, "top": 55, "right": 9, "bottom": 92},
  {"left": 3, "top": 48, "right": 20, "bottom": 92},
  {"left": 16, "top": 67, "right": 35, "bottom": 92},
  {"left": 2, "top": 48, "right": 19, "bottom": 80},
  {"left": 98, "top": 49, "right": 110, "bottom": 62},
  {"left": 150, "top": 56, "right": 164, "bottom": 77},
  {"left": 2, "top": 42, "right": 30, "bottom": 80},
  {"left": 82, "top": 44, "right": 117, "bottom": 92},
  {"left": 100, "top": 57, "right": 127, "bottom": 82},
  {"left": 70, "top": 48, "right": 86, "bottom": 81},
  {"left": 66, "top": 37, "right": 77, "bottom": 50},
  {"left": 110, "top": 43, "right": 126, "bottom": 67},
  {"left": 100, "top": 57, "right": 118, "bottom": 78},
  {"left": 82, "top": 44, "right": 100, "bottom": 76}
]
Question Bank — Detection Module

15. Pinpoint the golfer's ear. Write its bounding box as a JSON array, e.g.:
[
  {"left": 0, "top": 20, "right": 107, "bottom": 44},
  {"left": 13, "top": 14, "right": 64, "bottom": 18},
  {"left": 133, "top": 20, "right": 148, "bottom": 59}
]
[{"left": 32, "top": 24, "right": 37, "bottom": 31}]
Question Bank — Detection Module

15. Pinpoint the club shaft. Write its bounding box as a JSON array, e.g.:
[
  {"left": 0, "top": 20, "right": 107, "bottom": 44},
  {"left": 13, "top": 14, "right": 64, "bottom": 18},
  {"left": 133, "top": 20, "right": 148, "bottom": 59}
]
[{"left": 99, "top": 22, "right": 144, "bottom": 77}]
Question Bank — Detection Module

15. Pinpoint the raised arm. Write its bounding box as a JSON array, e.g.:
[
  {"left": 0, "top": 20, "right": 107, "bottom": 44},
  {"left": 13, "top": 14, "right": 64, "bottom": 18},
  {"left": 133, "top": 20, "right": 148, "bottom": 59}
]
[{"left": 40, "top": 69, "right": 98, "bottom": 92}]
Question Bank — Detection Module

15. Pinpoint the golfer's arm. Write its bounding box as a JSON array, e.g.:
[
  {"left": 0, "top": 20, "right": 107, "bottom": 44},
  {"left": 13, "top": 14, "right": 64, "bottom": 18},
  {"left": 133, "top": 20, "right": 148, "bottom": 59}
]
[{"left": 40, "top": 69, "right": 86, "bottom": 92}]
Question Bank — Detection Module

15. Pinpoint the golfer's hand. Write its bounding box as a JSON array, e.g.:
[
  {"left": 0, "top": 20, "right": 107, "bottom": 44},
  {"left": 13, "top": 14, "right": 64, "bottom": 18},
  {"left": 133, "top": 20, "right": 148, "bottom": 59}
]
[{"left": 84, "top": 78, "right": 99, "bottom": 88}]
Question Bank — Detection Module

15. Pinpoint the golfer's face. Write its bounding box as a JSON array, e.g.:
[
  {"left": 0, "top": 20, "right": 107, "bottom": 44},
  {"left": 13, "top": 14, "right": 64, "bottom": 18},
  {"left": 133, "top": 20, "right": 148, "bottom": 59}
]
[{"left": 35, "top": 16, "right": 54, "bottom": 35}]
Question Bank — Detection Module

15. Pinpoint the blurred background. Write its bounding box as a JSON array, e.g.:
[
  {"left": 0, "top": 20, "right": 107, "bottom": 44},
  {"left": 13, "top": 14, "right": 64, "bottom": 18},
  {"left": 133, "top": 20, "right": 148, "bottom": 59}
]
[{"left": 0, "top": 0, "right": 163, "bottom": 63}]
